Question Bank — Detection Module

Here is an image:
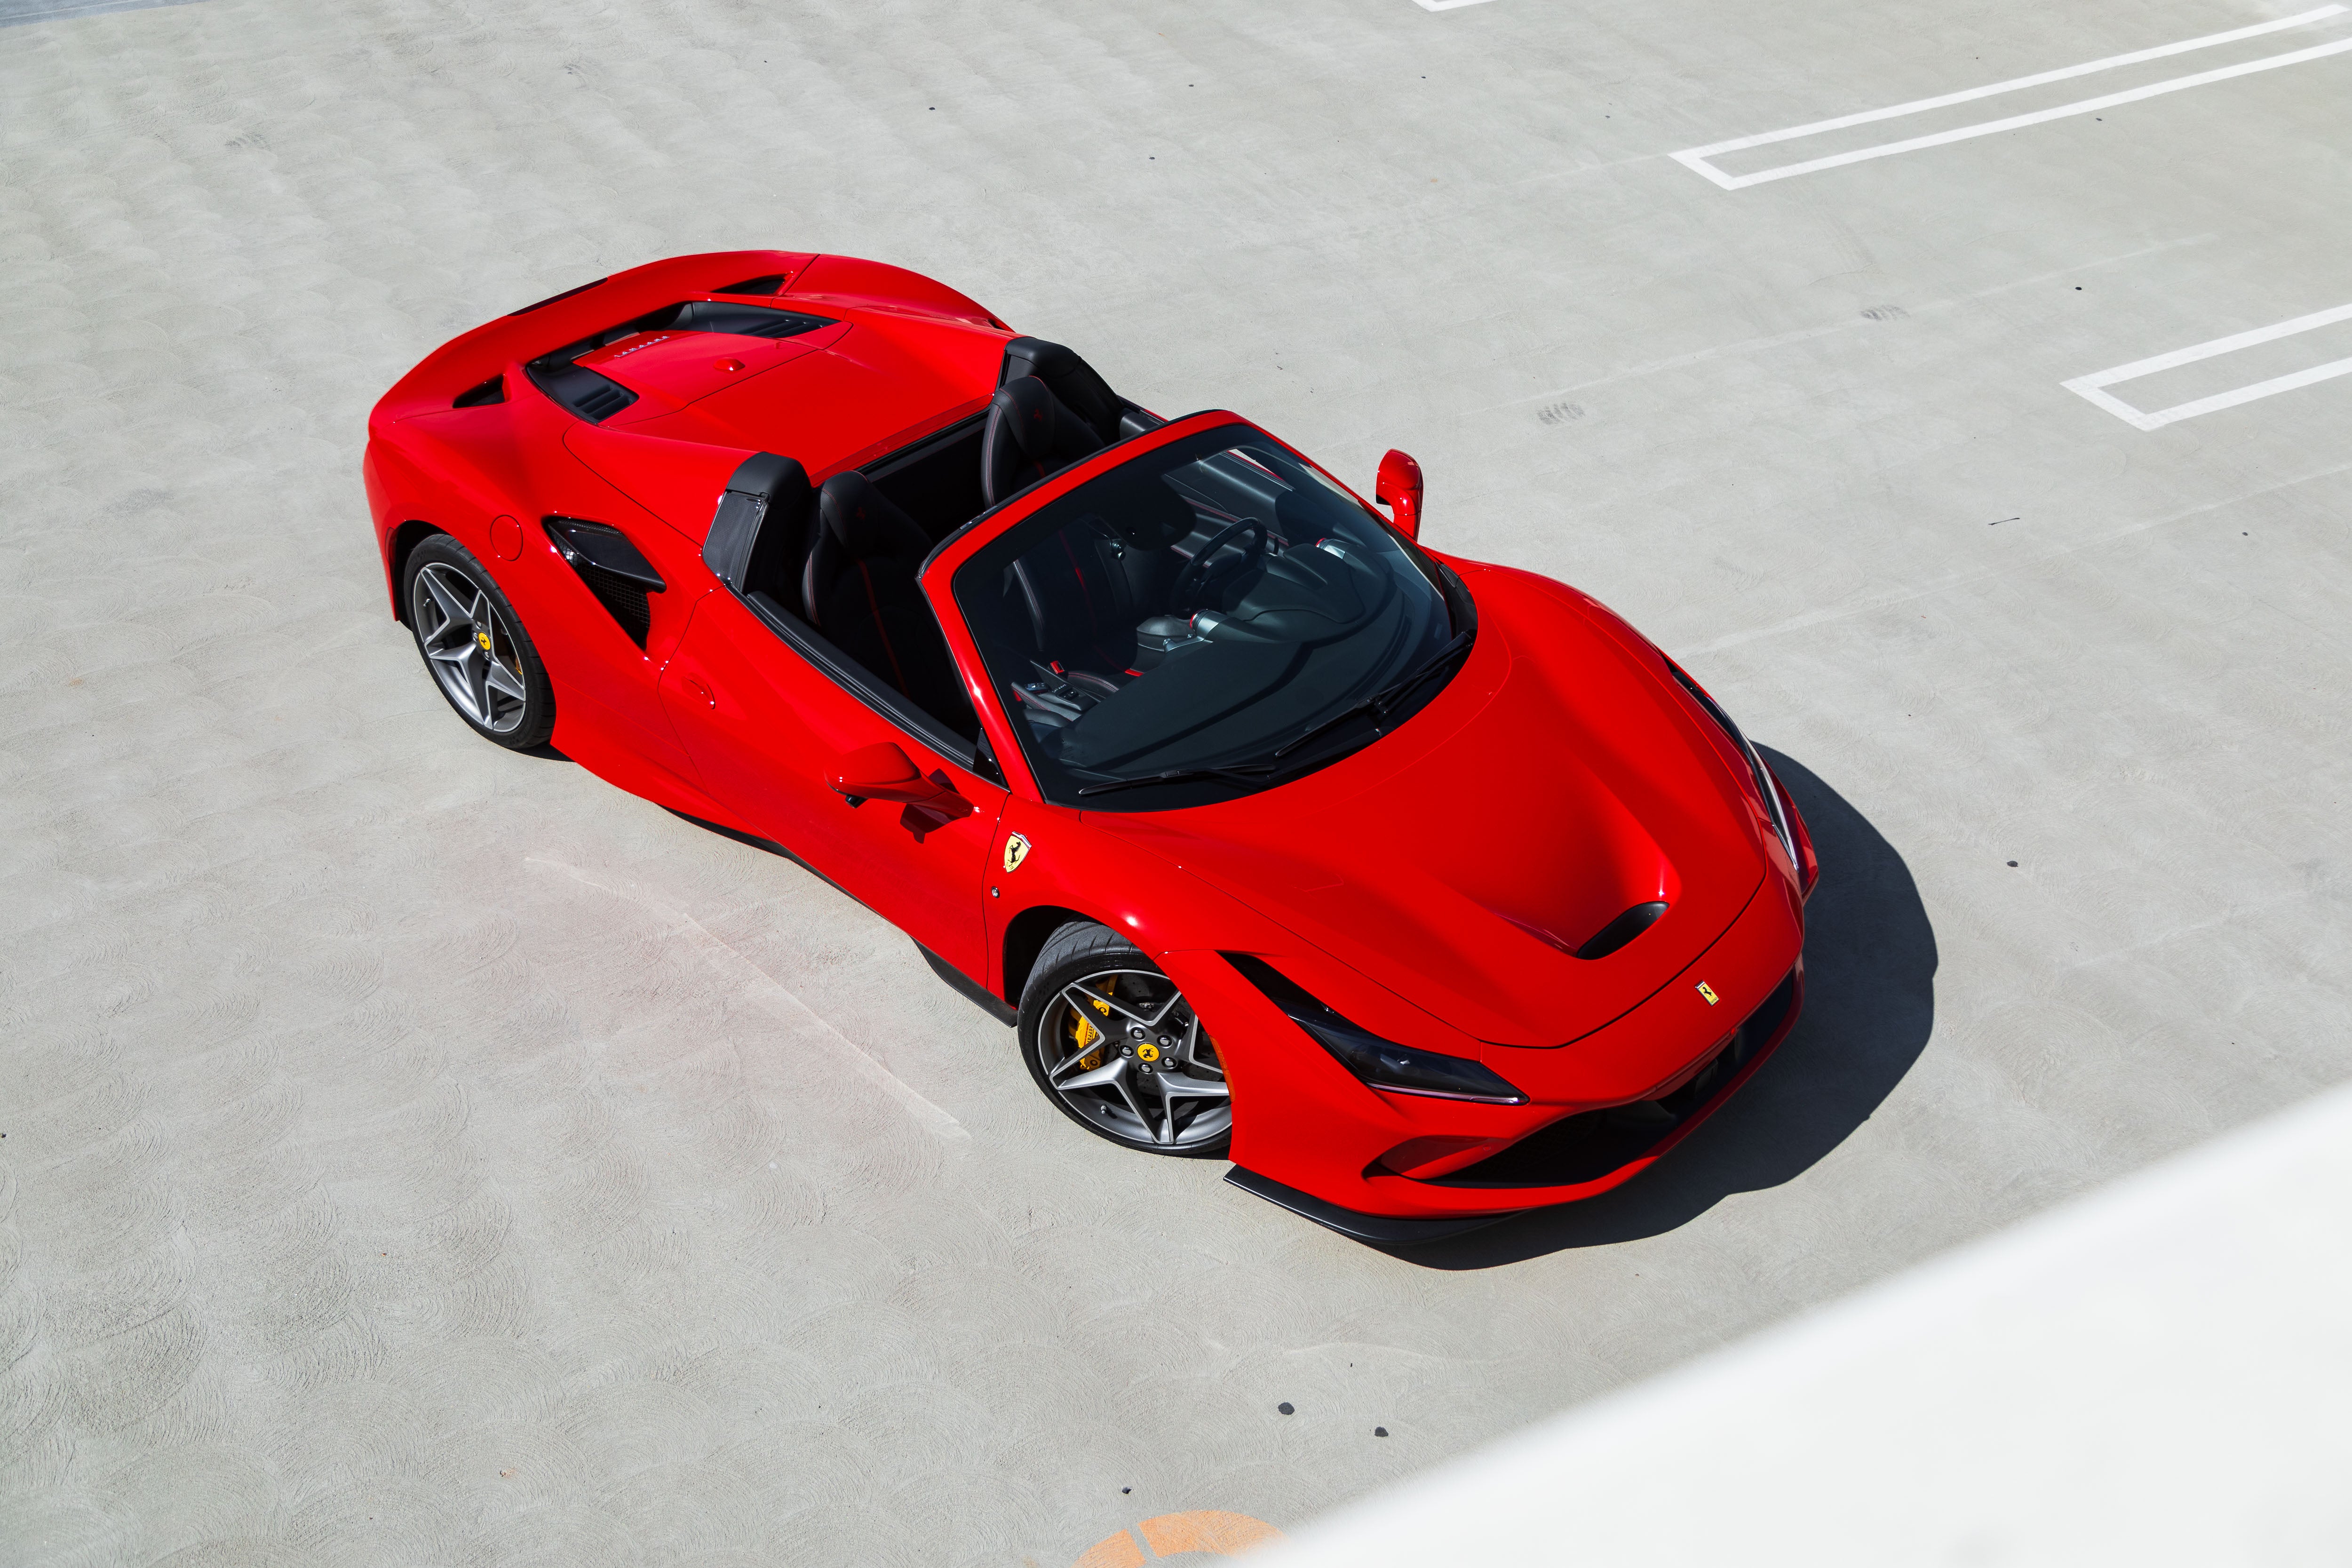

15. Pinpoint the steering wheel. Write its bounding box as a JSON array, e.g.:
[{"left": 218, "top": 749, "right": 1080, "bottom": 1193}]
[{"left": 1167, "top": 518, "right": 1270, "bottom": 614}]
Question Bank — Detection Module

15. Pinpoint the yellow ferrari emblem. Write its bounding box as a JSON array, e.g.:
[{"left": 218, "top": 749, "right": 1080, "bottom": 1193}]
[
  {"left": 1002, "top": 833, "right": 1031, "bottom": 874},
  {"left": 1695, "top": 981, "right": 1720, "bottom": 1006},
  {"left": 1137, "top": 1043, "right": 1160, "bottom": 1063},
  {"left": 475, "top": 630, "right": 493, "bottom": 651}
]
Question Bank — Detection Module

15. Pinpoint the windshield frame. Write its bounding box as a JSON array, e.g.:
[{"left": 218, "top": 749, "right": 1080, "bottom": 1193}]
[{"left": 921, "top": 412, "right": 1477, "bottom": 813}]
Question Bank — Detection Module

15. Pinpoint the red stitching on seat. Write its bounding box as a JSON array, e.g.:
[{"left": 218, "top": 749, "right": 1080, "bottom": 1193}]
[
  {"left": 1057, "top": 532, "right": 1101, "bottom": 638},
  {"left": 855, "top": 560, "right": 910, "bottom": 696}
]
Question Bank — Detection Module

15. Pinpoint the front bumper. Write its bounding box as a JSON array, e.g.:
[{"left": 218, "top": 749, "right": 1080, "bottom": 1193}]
[{"left": 1227, "top": 960, "right": 1803, "bottom": 1240}]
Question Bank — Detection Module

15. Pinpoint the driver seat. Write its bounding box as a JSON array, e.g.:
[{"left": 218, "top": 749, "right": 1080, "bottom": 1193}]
[{"left": 979, "top": 339, "right": 1123, "bottom": 507}]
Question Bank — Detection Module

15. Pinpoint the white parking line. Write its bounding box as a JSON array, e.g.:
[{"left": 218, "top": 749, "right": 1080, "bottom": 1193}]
[
  {"left": 1673, "top": 5, "right": 2351, "bottom": 189},
  {"left": 1413, "top": 0, "right": 1499, "bottom": 9},
  {"left": 2063, "top": 302, "right": 2352, "bottom": 430}
]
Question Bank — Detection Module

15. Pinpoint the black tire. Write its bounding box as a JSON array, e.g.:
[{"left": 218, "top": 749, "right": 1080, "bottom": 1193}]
[
  {"left": 405, "top": 533, "right": 556, "bottom": 750},
  {"left": 1019, "top": 921, "right": 1233, "bottom": 1157}
]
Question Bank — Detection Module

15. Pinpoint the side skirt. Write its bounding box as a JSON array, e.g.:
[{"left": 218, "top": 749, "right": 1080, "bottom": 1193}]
[{"left": 918, "top": 943, "right": 1018, "bottom": 1026}]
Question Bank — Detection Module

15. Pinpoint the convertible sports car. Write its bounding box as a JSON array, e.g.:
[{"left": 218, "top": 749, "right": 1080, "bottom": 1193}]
[{"left": 365, "top": 250, "right": 1817, "bottom": 1242}]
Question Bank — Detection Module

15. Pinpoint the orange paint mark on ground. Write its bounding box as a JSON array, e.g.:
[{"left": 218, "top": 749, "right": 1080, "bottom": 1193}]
[
  {"left": 1070, "top": 1528, "right": 1146, "bottom": 1568},
  {"left": 1072, "top": 1511, "right": 1284, "bottom": 1565},
  {"left": 1139, "top": 1511, "right": 1284, "bottom": 1555}
]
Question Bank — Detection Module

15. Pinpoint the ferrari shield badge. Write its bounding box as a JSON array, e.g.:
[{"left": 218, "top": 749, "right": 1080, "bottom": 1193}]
[
  {"left": 1002, "top": 833, "right": 1031, "bottom": 874},
  {"left": 1695, "top": 980, "right": 1720, "bottom": 1006}
]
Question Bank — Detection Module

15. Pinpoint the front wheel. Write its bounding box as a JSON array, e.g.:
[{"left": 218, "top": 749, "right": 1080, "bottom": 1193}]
[{"left": 1019, "top": 922, "right": 1232, "bottom": 1156}]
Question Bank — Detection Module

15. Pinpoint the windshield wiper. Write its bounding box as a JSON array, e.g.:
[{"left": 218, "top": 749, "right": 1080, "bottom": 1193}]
[
  {"left": 1074, "top": 763, "right": 1283, "bottom": 797},
  {"left": 1271, "top": 627, "right": 1475, "bottom": 762}
]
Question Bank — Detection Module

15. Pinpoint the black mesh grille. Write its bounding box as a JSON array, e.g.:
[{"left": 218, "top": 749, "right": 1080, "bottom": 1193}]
[
  {"left": 573, "top": 562, "right": 651, "bottom": 647},
  {"left": 1426, "top": 967, "right": 1799, "bottom": 1190}
]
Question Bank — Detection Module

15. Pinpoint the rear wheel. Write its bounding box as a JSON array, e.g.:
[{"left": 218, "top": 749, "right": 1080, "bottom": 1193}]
[
  {"left": 1019, "top": 922, "right": 1232, "bottom": 1156},
  {"left": 405, "top": 533, "right": 555, "bottom": 750}
]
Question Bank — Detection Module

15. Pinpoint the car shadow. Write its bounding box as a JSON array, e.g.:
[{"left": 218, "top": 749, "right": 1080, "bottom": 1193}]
[{"left": 1389, "top": 749, "right": 1935, "bottom": 1270}]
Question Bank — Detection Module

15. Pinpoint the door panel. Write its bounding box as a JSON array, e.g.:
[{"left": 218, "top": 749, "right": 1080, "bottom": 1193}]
[{"left": 660, "top": 591, "right": 1004, "bottom": 979}]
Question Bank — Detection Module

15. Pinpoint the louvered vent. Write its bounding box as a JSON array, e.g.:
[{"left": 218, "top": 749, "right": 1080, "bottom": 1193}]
[
  {"left": 570, "top": 379, "right": 634, "bottom": 421},
  {"left": 522, "top": 299, "right": 832, "bottom": 423},
  {"left": 523, "top": 359, "right": 639, "bottom": 423}
]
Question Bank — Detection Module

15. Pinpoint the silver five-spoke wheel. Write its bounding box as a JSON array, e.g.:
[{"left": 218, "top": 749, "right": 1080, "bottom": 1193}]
[
  {"left": 415, "top": 561, "right": 531, "bottom": 734},
  {"left": 1020, "top": 923, "right": 1233, "bottom": 1156},
  {"left": 403, "top": 533, "right": 554, "bottom": 750},
  {"left": 1046, "top": 969, "right": 1231, "bottom": 1148}
]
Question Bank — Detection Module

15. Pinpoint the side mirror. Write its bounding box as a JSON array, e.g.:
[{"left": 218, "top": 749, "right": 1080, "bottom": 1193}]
[
  {"left": 1375, "top": 449, "right": 1424, "bottom": 541},
  {"left": 828, "top": 741, "right": 952, "bottom": 807}
]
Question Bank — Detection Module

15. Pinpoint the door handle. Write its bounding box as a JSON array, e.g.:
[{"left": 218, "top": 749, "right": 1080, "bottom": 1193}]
[{"left": 682, "top": 676, "right": 715, "bottom": 707}]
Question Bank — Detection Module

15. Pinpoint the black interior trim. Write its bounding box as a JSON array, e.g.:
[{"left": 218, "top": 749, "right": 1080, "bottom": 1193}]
[{"left": 743, "top": 590, "right": 984, "bottom": 772}]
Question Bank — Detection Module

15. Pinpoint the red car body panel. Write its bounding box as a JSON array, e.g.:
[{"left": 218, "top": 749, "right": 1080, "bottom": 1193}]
[{"left": 366, "top": 251, "right": 1812, "bottom": 1231}]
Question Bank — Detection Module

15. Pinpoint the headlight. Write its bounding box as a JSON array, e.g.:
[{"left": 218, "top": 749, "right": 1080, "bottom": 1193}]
[
  {"left": 1664, "top": 659, "right": 1799, "bottom": 873},
  {"left": 1224, "top": 954, "right": 1528, "bottom": 1105}
]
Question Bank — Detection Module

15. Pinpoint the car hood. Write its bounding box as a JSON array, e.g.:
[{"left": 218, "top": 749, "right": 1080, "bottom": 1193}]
[{"left": 1091, "top": 570, "right": 1771, "bottom": 1048}]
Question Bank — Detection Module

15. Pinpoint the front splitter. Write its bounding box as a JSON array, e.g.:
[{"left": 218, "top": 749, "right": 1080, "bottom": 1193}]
[{"left": 1224, "top": 1166, "right": 1523, "bottom": 1246}]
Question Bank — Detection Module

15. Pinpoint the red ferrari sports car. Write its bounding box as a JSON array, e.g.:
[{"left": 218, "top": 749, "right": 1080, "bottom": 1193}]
[{"left": 365, "top": 250, "right": 1816, "bottom": 1242}]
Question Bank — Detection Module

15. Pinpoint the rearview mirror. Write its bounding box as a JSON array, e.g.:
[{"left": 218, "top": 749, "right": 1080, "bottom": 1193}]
[
  {"left": 828, "top": 741, "right": 952, "bottom": 807},
  {"left": 1375, "top": 449, "right": 1424, "bottom": 541}
]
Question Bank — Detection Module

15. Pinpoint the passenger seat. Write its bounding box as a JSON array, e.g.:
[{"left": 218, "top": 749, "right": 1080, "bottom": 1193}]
[{"left": 803, "top": 472, "right": 974, "bottom": 735}]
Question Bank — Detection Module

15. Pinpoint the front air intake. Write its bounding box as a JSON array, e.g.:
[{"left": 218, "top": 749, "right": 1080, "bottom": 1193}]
[{"left": 1574, "top": 900, "right": 1670, "bottom": 960}]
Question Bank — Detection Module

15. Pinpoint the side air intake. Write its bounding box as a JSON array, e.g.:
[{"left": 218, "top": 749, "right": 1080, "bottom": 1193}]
[
  {"left": 452, "top": 374, "right": 506, "bottom": 408},
  {"left": 543, "top": 517, "right": 664, "bottom": 647}
]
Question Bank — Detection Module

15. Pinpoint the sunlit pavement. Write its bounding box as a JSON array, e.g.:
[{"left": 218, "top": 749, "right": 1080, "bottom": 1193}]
[{"left": 4, "top": 1, "right": 2348, "bottom": 1562}]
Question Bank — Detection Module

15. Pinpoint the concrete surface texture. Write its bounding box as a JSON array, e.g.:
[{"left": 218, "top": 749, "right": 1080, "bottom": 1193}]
[{"left": 1, "top": 0, "right": 2345, "bottom": 1563}]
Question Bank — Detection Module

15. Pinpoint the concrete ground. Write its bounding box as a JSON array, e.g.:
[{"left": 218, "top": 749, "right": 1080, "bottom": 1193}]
[{"left": 3, "top": 0, "right": 2346, "bottom": 1563}]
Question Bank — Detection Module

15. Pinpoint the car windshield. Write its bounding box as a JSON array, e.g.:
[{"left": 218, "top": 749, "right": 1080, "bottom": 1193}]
[{"left": 949, "top": 422, "right": 1470, "bottom": 810}]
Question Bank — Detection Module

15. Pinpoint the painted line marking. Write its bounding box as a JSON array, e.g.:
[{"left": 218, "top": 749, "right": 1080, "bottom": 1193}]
[
  {"left": 1471, "top": 234, "right": 2214, "bottom": 415},
  {"left": 2063, "top": 301, "right": 2352, "bottom": 430},
  {"left": 1672, "top": 5, "right": 2350, "bottom": 188},
  {"left": 528, "top": 857, "right": 969, "bottom": 1142},
  {"left": 1413, "top": 0, "right": 1498, "bottom": 9}
]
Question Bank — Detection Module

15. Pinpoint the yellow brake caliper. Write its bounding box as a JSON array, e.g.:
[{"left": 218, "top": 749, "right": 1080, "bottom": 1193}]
[{"left": 1071, "top": 980, "right": 1115, "bottom": 1071}]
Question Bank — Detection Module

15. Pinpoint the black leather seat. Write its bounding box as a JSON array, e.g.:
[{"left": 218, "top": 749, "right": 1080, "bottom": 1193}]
[
  {"left": 1001, "top": 337, "right": 1122, "bottom": 443},
  {"left": 979, "top": 339, "right": 1127, "bottom": 508},
  {"left": 803, "top": 472, "right": 973, "bottom": 734},
  {"left": 1007, "top": 475, "right": 1203, "bottom": 686},
  {"left": 981, "top": 375, "right": 1104, "bottom": 507}
]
